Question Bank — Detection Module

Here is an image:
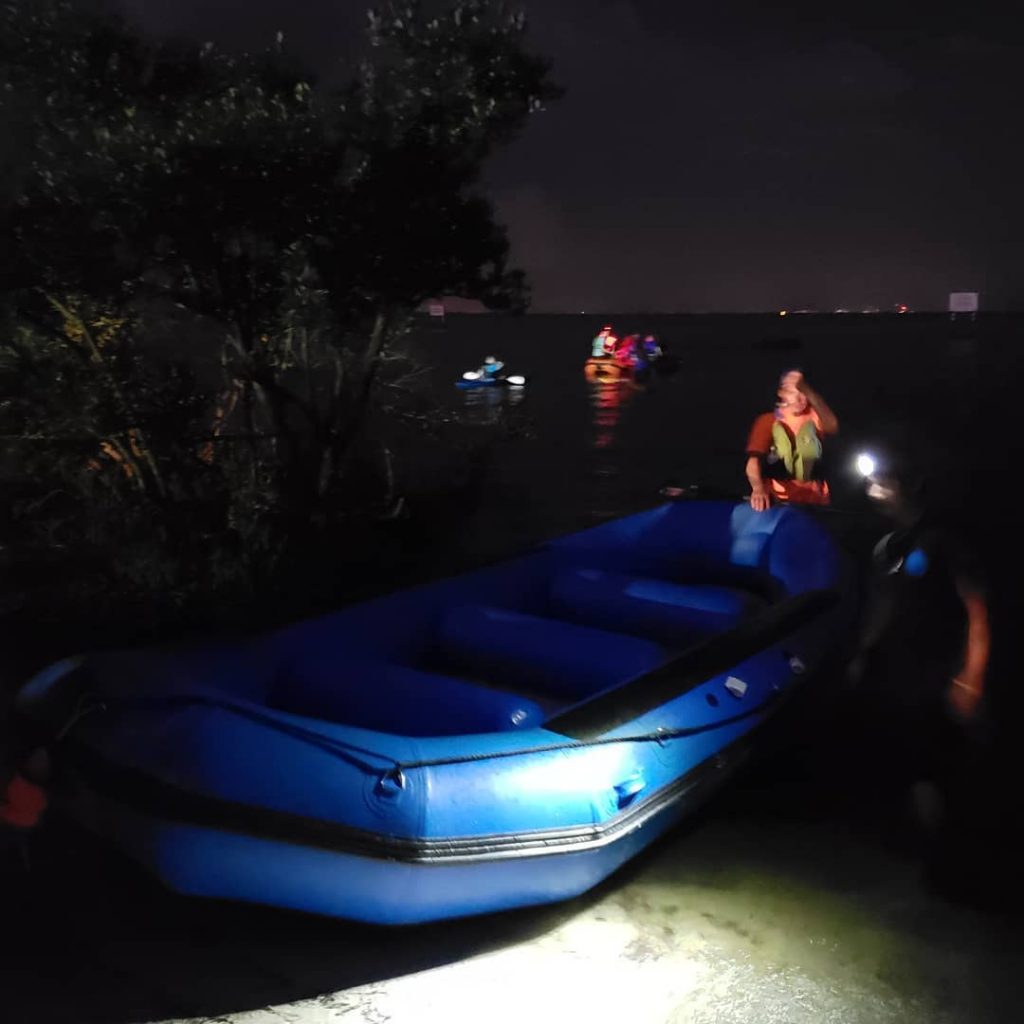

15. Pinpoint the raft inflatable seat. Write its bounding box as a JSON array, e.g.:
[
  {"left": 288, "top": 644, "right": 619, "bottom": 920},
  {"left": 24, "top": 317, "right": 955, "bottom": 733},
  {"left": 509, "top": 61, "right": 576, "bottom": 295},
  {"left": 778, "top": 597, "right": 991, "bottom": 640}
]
[
  {"left": 543, "top": 499, "right": 832, "bottom": 600},
  {"left": 435, "top": 605, "right": 670, "bottom": 702},
  {"left": 547, "top": 568, "right": 767, "bottom": 647},
  {"left": 267, "top": 659, "right": 548, "bottom": 737}
]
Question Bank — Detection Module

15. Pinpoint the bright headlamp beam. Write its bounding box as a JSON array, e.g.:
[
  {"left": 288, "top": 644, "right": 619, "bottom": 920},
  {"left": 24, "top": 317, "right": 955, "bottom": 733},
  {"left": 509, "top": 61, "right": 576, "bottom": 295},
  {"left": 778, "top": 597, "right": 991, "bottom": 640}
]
[{"left": 855, "top": 453, "right": 876, "bottom": 478}]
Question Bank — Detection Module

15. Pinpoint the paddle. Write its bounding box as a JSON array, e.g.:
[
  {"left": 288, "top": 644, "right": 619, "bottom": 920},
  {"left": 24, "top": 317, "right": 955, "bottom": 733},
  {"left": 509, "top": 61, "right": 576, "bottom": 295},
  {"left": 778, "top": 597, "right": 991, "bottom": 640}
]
[{"left": 460, "top": 370, "right": 526, "bottom": 386}]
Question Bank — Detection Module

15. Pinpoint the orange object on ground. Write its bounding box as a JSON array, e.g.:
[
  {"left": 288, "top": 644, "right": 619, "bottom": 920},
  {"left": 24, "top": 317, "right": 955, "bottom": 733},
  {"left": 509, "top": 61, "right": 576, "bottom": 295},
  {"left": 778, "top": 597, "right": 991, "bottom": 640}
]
[{"left": 1, "top": 773, "right": 48, "bottom": 830}]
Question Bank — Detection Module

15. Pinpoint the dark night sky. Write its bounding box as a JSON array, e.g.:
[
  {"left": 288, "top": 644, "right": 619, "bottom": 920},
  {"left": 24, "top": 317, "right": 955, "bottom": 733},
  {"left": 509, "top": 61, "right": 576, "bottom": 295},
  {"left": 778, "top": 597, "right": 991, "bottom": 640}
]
[{"left": 115, "top": 1, "right": 1024, "bottom": 312}]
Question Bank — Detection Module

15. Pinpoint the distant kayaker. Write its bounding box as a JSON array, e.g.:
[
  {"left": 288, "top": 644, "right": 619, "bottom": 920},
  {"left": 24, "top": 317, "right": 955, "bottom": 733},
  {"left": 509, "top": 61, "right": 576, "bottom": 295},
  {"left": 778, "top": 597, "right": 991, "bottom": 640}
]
[
  {"left": 745, "top": 369, "right": 839, "bottom": 511},
  {"left": 641, "top": 334, "right": 662, "bottom": 360},
  {"left": 591, "top": 324, "right": 617, "bottom": 358},
  {"left": 477, "top": 355, "right": 505, "bottom": 379},
  {"left": 615, "top": 334, "right": 640, "bottom": 366}
]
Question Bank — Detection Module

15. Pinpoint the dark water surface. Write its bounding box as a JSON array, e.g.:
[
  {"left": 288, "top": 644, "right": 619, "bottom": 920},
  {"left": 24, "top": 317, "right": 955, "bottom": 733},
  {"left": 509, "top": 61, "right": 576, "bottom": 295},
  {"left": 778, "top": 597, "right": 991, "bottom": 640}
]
[
  {"left": 404, "top": 312, "right": 1013, "bottom": 567},
  {"left": 3, "top": 313, "right": 1023, "bottom": 1023}
]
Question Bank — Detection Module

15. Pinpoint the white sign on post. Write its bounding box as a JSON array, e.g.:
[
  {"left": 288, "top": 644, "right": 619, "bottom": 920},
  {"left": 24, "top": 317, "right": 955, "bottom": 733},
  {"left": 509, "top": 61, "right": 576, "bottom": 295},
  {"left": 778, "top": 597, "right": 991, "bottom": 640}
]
[
  {"left": 948, "top": 291, "right": 979, "bottom": 313},
  {"left": 428, "top": 301, "right": 445, "bottom": 318}
]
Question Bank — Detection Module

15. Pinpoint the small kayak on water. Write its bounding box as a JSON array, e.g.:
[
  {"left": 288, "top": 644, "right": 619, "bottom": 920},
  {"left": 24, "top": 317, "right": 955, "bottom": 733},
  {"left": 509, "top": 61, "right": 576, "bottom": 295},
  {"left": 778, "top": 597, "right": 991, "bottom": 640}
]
[
  {"left": 585, "top": 354, "right": 678, "bottom": 381},
  {"left": 584, "top": 357, "right": 631, "bottom": 381}
]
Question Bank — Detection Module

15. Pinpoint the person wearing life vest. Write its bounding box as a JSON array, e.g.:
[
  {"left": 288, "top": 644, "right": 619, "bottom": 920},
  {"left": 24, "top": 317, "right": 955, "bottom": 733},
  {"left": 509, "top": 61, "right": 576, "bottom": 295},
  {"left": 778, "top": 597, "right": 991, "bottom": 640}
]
[
  {"left": 477, "top": 355, "right": 505, "bottom": 378},
  {"left": 641, "top": 334, "right": 662, "bottom": 361},
  {"left": 745, "top": 369, "right": 839, "bottom": 511},
  {"left": 853, "top": 456, "right": 1011, "bottom": 904},
  {"left": 857, "top": 463, "right": 990, "bottom": 723},
  {"left": 615, "top": 334, "right": 640, "bottom": 367},
  {"left": 591, "top": 324, "right": 617, "bottom": 358}
]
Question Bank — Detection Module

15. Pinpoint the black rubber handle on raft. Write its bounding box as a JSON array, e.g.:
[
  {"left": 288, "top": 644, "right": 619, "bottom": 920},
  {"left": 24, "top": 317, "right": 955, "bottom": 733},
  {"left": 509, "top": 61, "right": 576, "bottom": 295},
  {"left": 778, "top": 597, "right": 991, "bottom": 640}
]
[{"left": 545, "top": 587, "right": 840, "bottom": 741}]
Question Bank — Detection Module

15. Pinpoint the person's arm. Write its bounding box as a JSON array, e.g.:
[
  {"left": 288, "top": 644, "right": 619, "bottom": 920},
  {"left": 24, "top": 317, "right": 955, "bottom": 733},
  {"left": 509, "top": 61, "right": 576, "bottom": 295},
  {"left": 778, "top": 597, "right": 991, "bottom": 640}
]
[
  {"left": 949, "top": 579, "right": 990, "bottom": 720},
  {"left": 741, "top": 411, "right": 770, "bottom": 512},
  {"left": 746, "top": 455, "right": 770, "bottom": 511},
  {"left": 796, "top": 376, "right": 839, "bottom": 434},
  {"left": 744, "top": 413, "right": 774, "bottom": 512}
]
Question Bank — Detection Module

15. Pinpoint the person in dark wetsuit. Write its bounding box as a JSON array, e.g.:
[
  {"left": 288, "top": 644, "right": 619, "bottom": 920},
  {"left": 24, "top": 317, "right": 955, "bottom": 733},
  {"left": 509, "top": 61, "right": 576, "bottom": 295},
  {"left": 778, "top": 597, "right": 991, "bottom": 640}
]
[{"left": 856, "top": 453, "right": 1019, "bottom": 907}]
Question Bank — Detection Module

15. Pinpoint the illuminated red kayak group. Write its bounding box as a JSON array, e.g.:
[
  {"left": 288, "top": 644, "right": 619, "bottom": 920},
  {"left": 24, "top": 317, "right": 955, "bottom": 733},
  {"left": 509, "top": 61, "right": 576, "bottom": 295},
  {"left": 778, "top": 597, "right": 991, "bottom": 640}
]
[{"left": 585, "top": 324, "right": 672, "bottom": 380}]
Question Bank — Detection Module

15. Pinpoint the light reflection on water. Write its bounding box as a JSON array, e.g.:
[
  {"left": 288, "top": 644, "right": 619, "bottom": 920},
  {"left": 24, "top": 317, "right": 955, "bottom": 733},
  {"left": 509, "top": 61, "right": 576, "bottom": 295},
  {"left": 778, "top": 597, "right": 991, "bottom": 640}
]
[
  {"left": 457, "top": 383, "right": 526, "bottom": 426},
  {"left": 581, "top": 375, "right": 653, "bottom": 519},
  {"left": 426, "top": 313, "right": 1024, "bottom": 554},
  {"left": 587, "top": 377, "right": 645, "bottom": 452}
]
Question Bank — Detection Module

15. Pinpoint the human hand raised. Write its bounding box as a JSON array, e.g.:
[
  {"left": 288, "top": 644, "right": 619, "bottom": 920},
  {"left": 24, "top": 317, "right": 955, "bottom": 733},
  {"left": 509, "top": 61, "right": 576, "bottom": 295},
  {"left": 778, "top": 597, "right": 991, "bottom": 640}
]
[{"left": 780, "top": 369, "right": 807, "bottom": 393}]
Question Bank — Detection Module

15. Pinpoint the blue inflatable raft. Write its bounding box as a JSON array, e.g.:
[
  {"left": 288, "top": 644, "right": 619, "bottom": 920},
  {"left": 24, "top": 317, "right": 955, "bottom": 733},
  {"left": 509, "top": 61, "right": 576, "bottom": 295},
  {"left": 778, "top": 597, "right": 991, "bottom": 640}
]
[{"left": 16, "top": 501, "right": 854, "bottom": 925}]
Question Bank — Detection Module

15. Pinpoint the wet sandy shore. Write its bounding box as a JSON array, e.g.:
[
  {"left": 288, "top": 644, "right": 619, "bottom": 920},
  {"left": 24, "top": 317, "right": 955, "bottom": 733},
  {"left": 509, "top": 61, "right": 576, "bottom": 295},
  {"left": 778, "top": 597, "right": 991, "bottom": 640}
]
[{"left": 3, "top": 735, "right": 1019, "bottom": 1024}]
